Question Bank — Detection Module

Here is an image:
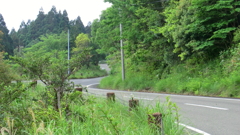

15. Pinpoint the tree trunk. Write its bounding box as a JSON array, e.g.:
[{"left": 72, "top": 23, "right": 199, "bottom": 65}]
[{"left": 57, "top": 91, "right": 61, "bottom": 112}]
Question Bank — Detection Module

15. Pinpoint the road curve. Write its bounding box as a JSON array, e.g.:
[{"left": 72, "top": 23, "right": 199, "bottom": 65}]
[{"left": 72, "top": 77, "right": 240, "bottom": 135}]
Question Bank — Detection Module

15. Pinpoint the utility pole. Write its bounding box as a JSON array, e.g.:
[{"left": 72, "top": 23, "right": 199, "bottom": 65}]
[
  {"left": 120, "top": 23, "right": 125, "bottom": 81},
  {"left": 68, "top": 29, "right": 70, "bottom": 74}
]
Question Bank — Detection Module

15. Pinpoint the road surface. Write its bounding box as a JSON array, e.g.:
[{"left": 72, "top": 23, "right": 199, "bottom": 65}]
[{"left": 71, "top": 77, "right": 240, "bottom": 135}]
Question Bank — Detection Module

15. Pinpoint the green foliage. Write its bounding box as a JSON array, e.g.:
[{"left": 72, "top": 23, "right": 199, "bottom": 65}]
[
  {"left": 100, "top": 71, "right": 155, "bottom": 91},
  {"left": 91, "top": 7, "right": 120, "bottom": 56},
  {"left": 56, "top": 95, "right": 183, "bottom": 135},
  {"left": 153, "top": 60, "right": 240, "bottom": 97},
  {"left": 0, "top": 52, "right": 17, "bottom": 85},
  {"left": 100, "top": 56, "right": 240, "bottom": 97},
  {"left": 69, "top": 64, "right": 107, "bottom": 79},
  {"left": 220, "top": 46, "right": 240, "bottom": 74},
  {"left": 24, "top": 32, "right": 68, "bottom": 53},
  {"left": 160, "top": 0, "right": 240, "bottom": 61},
  {"left": 1, "top": 83, "right": 184, "bottom": 134},
  {"left": 0, "top": 82, "right": 28, "bottom": 116},
  {"left": 0, "top": 14, "right": 14, "bottom": 56},
  {"left": 90, "top": 0, "right": 240, "bottom": 98},
  {"left": 69, "top": 16, "right": 86, "bottom": 39},
  {"left": 12, "top": 50, "right": 91, "bottom": 110},
  {"left": 7, "top": 6, "right": 86, "bottom": 55},
  {"left": 93, "top": 0, "right": 173, "bottom": 78},
  {"left": 12, "top": 32, "right": 91, "bottom": 111},
  {"left": 73, "top": 33, "right": 91, "bottom": 52},
  {"left": 0, "top": 30, "right": 3, "bottom": 50}
]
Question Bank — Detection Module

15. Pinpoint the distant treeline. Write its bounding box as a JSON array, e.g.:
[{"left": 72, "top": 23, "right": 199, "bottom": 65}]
[{"left": 0, "top": 6, "right": 91, "bottom": 56}]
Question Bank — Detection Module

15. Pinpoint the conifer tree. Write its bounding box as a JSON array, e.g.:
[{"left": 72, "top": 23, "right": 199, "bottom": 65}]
[{"left": 0, "top": 14, "right": 13, "bottom": 56}]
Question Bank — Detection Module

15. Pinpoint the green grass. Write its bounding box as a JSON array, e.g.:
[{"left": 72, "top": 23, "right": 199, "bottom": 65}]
[
  {"left": 0, "top": 83, "right": 185, "bottom": 135},
  {"left": 153, "top": 64, "right": 240, "bottom": 97},
  {"left": 69, "top": 64, "right": 108, "bottom": 79},
  {"left": 100, "top": 61, "right": 240, "bottom": 98},
  {"left": 99, "top": 72, "right": 155, "bottom": 91}
]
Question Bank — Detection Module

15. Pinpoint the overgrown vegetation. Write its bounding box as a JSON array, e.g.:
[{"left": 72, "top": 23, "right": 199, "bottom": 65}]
[
  {"left": 0, "top": 83, "right": 184, "bottom": 134},
  {"left": 94, "top": 0, "right": 240, "bottom": 98},
  {"left": 69, "top": 64, "right": 107, "bottom": 79},
  {"left": 100, "top": 51, "right": 240, "bottom": 97}
]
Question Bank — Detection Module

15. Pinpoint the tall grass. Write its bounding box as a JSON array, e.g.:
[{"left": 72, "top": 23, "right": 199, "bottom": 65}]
[
  {"left": 69, "top": 64, "right": 107, "bottom": 79},
  {"left": 153, "top": 63, "right": 240, "bottom": 97},
  {"left": 30, "top": 96, "right": 184, "bottom": 135},
  {"left": 100, "top": 60, "right": 240, "bottom": 97},
  {"left": 1, "top": 84, "right": 185, "bottom": 134},
  {"left": 99, "top": 72, "right": 155, "bottom": 91}
]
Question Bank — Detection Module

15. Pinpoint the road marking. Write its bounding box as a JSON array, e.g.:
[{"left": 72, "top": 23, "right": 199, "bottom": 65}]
[
  {"left": 179, "top": 123, "right": 211, "bottom": 135},
  {"left": 86, "top": 83, "right": 100, "bottom": 88},
  {"left": 87, "top": 83, "right": 240, "bottom": 102},
  {"left": 123, "top": 96, "right": 153, "bottom": 101},
  {"left": 185, "top": 103, "right": 229, "bottom": 110},
  {"left": 86, "top": 83, "right": 213, "bottom": 135}
]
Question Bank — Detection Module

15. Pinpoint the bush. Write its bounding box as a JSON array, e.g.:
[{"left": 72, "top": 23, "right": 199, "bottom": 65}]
[
  {"left": 69, "top": 64, "right": 108, "bottom": 79},
  {"left": 0, "top": 52, "right": 17, "bottom": 85},
  {"left": 1, "top": 84, "right": 184, "bottom": 135},
  {"left": 100, "top": 71, "right": 155, "bottom": 91}
]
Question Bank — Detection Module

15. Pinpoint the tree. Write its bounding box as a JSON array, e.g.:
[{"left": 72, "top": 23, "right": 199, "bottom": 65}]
[
  {"left": 9, "top": 29, "right": 18, "bottom": 49},
  {"left": 24, "top": 32, "right": 68, "bottom": 53},
  {"left": 12, "top": 33, "right": 91, "bottom": 111},
  {"left": 0, "top": 14, "right": 14, "bottom": 56},
  {"left": 0, "top": 30, "right": 3, "bottom": 51},
  {"left": 74, "top": 33, "right": 90, "bottom": 52},
  {"left": 160, "top": 0, "right": 240, "bottom": 61},
  {"left": 0, "top": 51, "right": 27, "bottom": 124},
  {"left": 91, "top": 8, "right": 120, "bottom": 58},
  {"left": 60, "top": 10, "right": 69, "bottom": 31},
  {"left": 0, "top": 52, "right": 16, "bottom": 85},
  {"left": 14, "top": 6, "right": 72, "bottom": 48},
  {"left": 74, "top": 33, "right": 102, "bottom": 65},
  {"left": 93, "top": 0, "right": 171, "bottom": 77},
  {"left": 70, "top": 16, "right": 85, "bottom": 38},
  {"left": 85, "top": 21, "right": 92, "bottom": 35}
]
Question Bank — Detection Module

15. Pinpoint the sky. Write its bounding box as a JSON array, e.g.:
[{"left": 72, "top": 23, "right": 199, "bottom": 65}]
[{"left": 0, "top": 0, "right": 112, "bottom": 31}]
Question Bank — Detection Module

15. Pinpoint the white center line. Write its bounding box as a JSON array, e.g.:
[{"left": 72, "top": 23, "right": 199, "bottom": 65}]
[{"left": 185, "top": 103, "right": 229, "bottom": 110}]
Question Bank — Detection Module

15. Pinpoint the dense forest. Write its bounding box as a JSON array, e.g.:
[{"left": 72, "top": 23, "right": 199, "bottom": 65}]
[
  {"left": 93, "top": 0, "right": 240, "bottom": 74},
  {"left": 95, "top": 0, "right": 240, "bottom": 97}
]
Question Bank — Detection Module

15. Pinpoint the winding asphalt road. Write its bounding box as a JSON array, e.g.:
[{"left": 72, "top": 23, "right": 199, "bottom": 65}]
[{"left": 71, "top": 77, "right": 240, "bottom": 135}]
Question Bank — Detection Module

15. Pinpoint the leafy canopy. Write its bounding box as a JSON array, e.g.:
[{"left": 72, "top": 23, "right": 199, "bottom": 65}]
[{"left": 12, "top": 33, "right": 91, "bottom": 111}]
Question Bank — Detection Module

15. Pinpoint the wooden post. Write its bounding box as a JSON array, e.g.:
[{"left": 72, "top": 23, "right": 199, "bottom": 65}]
[
  {"left": 107, "top": 93, "right": 115, "bottom": 102},
  {"left": 75, "top": 88, "right": 83, "bottom": 97},
  {"left": 129, "top": 99, "right": 139, "bottom": 111},
  {"left": 148, "top": 113, "right": 163, "bottom": 133},
  {"left": 75, "top": 88, "right": 82, "bottom": 92},
  {"left": 31, "top": 79, "right": 37, "bottom": 89}
]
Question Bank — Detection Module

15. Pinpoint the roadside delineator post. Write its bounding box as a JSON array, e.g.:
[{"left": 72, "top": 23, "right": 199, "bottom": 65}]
[
  {"left": 148, "top": 112, "right": 163, "bottom": 134},
  {"left": 75, "top": 87, "right": 82, "bottom": 91},
  {"left": 129, "top": 99, "right": 139, "bottom": 111},
  {"left": 75, "top": 88, "right": 83, "bottom": 97},
  {"left": 31, "top": 79, "right": 37, "bottom": 89},
  {"left": 107, "top": 92, "right": 115, "bottom": 102}
]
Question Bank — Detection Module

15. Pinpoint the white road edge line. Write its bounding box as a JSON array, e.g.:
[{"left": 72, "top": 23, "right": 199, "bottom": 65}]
[
  {"left": 179, "top": 123, "right": 211, "bottom": 135},
  {"left": 185, "top": 103, "right": 229, "bottom": 110},
  {"left": 123, "top": 96, "right": 153, "bottom": 101},
  {"left": 86, "top": 84, "right": 211, "bottom": 135},
  {"left": 86, "top": 83, "right": 100, "bottom": 88},
  {"left": 86, "top": 83, "right": 240, "bottom": 102}
]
